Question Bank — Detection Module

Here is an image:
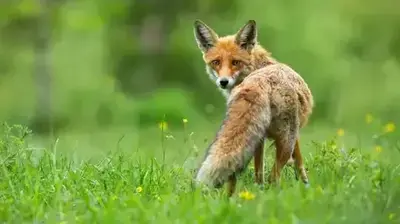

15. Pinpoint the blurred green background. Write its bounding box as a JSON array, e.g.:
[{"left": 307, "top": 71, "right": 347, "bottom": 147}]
[{"left": 1, "top": 0, "right": 400, "bottom": 156}]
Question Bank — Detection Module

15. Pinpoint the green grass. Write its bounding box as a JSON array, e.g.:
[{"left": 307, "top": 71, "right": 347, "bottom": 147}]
[{"left": 0, "top": 123, "right": 399, "bottom": 223}]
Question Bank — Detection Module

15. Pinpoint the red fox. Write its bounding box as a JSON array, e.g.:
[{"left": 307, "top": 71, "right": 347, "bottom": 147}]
[{"left": 193, "top": 20, "right": 314, "bottom": 196}]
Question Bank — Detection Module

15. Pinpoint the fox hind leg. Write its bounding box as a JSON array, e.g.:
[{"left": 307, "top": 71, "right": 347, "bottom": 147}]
[
  {"left": 254, "top": 139, "right": 265, "bottom": 185},
  {"left": 268, "top": 138, "right": 295, "bottom": 185},
  {"left": 268, "top": 120, "right": 298, "bottom": 185},
  {"left": 292, "top": 138, "right": 310, "bottom": 187}
]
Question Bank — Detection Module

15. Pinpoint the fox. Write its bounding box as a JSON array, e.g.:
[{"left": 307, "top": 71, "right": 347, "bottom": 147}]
[{"left": 193, "top": 19, "right": 314, "bottom": 196}]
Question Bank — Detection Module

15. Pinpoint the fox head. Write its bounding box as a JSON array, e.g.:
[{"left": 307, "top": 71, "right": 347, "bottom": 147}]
[{"left": 194, "top": 20, "right": 259, "bottom": 93}]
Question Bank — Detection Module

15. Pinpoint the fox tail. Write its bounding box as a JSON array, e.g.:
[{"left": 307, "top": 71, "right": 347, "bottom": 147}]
[{"left": 195, "top": 87, "right": 270, "bottom": 188}]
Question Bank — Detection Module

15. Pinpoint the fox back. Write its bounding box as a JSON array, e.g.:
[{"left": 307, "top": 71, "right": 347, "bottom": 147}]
[
  {"left": 193, "top": 20, "right": 276, "bottom": 98},
  {"left": 232, "top": 63, "right": 314, "bottom": 130}
]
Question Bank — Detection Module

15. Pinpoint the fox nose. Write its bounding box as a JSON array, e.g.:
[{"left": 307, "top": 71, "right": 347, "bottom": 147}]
[{"left": 219, "top": 79, "right": 229, "bottom": 88}]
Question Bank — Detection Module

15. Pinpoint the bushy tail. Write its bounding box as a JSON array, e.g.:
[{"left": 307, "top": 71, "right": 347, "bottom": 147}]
[{"left": 195, "top": 87, "right": 270, "bottom": 188}]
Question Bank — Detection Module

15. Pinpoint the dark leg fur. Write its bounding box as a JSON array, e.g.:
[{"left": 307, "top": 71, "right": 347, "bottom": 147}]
[{"left": 254, "top": 139, "right": 265, "bottom": 184}]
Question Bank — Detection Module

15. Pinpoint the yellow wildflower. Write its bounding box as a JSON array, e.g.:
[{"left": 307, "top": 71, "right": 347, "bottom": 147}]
[
  {"left": 374, "top": 145, "right": 382, "bottom": 153},
  {"left": 316, "top": 185, "right": 324, "bottom": 194},
  {"left": 158, "top": 121, "right": 168, "bottom": 131},
  {"left": 388, "top": 213, "right": 396, "bottom": 220},
  {"left": 111, "top": 194, "right": 118, "bottom": 201},
  {"left": 182, "top": 118, "right": 188, "bottom": 124},
  {"left": 384, "top": 122, "right": 395, "bottom": 133},
  {"left": 337, "top": 128, "right": 345, "bottom": 137},
  {"left": 136, "top": 186, "right": 143, "bottom": 193},
  {"left": 365, "top": 113, "right": 373, "bottom": 124},
  {"left": 239, "top": 190, "right": 255, "bottom": 200}
]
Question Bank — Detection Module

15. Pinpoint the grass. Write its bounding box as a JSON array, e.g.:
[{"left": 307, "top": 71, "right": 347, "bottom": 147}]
[{"left": 0, "top": 122, "right": 399, "bottom": 224}]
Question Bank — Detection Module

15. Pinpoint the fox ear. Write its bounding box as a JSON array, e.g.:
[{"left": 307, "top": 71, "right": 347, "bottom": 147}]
[
  {"left": 194, "top": 20, "right": 219, "bottom": 52},
  {"left": 235, "top": 20, "right": 257, "bottom": 51}
]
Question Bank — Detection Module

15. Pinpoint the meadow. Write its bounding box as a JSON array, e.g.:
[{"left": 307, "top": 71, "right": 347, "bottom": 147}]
[{"left": 1, "top": 115, "right": 399, "bottom": 223}]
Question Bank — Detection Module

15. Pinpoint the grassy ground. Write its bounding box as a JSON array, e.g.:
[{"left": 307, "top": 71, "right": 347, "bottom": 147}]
[{"left": 0, "top": 121, "right": 399, "bottom": 223}]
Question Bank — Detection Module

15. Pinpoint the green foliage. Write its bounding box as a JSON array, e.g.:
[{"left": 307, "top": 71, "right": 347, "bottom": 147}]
[
  {"left": 134, "top": 88, "right": 205, "bottom": 127},
  {"left": 1, "top": 123, "right": 399, "bottom": 223},
  {"left": 1, "top": 0, "right": 400, "bottom": 133}
]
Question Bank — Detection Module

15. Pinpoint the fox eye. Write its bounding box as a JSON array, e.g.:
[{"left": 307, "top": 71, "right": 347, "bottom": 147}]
[
  {"left": 232, "top": 60, "right": 241, "bottom": 66},
  {"left": 210, "top": 60, "right": 220, "bottom": 66}
]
